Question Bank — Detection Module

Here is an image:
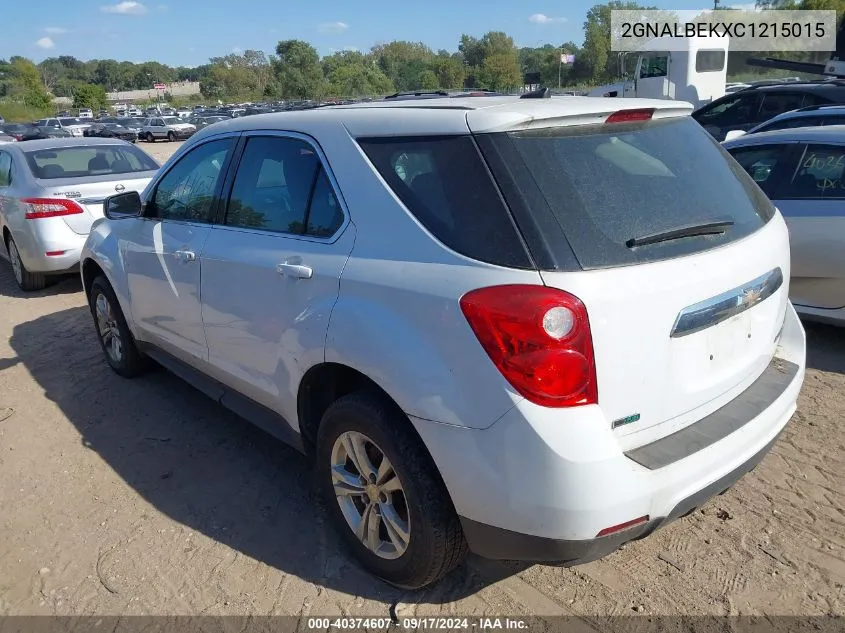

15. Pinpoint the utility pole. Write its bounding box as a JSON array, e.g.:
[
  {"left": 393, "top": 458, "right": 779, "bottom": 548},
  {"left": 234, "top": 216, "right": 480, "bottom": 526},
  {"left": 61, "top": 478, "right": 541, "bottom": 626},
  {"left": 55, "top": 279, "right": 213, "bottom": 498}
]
[
  {"left": 558, "top": 47, "right": 562, "bottom": 89},
  {"left": 713, "top": 0, "right": 720, "bottom": 10}
]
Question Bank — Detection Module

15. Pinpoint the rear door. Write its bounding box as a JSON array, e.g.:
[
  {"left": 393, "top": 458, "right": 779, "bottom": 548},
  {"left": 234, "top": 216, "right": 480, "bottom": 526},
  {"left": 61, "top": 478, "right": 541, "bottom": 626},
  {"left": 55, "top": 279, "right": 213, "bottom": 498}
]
[
  {"left": 200, "top": 132, "right": 354, "bottom": 414},
  {"left": 476, "top": 113, "right": 790, "bottom": 447},
  {"left": 769, "top": 142, "right": 845, "bottom": 311}
]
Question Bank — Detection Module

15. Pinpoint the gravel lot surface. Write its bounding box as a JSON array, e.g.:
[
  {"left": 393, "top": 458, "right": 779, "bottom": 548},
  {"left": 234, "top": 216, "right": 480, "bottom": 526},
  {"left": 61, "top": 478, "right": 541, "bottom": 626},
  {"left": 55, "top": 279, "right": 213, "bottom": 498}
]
[{"left": 0, "top": 140, "right": 842, "bottom": 628}]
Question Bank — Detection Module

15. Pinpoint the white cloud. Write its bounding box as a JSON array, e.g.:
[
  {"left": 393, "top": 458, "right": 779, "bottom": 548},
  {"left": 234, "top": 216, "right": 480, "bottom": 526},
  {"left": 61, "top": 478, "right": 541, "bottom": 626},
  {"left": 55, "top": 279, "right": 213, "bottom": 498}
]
[
  {"left": 318, "top": 21, "right": 349, "bottom": 34},
  {"left": 528, "top": 13, "right": 567, "bottom": 25},
  {"left": 35, "top": 37, "right": 55, "bottom": 49},
  {"left": 101, "top": 1, "right": 148, "bottom": 15},
  {"left": 44, "top": 26, "right": 68, "bottom": 34},
  {"left": 329, "top": 46, "right": 359, "bottom": 54}
]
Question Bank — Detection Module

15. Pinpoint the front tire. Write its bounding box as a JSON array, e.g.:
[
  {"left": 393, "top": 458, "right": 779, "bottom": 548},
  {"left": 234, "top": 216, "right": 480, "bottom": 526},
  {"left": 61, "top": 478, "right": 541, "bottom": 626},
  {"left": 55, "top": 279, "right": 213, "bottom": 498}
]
[
  {"left": 6, "top": 235, "right": 46, "bottom": 291},
  {"left": 88, "top": 275, "right": 149, "bottom": 378},
  {"left": 316, "top": 392, "right": 468, "bottom": 589},
  {"left": 167, "top": 131, "right": 175, "bottom": 142},
  {"left": 146, "top": 132, "right": 155, "bottom": 143}
]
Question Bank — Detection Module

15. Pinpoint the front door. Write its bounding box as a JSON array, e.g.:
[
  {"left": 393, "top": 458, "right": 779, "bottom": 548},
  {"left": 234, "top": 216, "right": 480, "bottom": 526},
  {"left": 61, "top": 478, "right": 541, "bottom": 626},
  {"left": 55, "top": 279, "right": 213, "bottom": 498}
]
[
  {"left": 124, "top": 136, "right": 236, "bottom": 361},
  {"left": 200, "top": 133, "right": 354, "bottom": 421}
]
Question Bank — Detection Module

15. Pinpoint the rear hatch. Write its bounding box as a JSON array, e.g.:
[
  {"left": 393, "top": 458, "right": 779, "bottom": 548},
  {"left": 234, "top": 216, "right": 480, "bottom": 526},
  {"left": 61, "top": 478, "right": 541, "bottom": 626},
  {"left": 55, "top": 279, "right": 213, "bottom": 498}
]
[
  {"left": 37, "top": 172, "right": 154, "bottom": 234},
  {"left": 472, "top": 103, "right": 790, "bottom": 446}
]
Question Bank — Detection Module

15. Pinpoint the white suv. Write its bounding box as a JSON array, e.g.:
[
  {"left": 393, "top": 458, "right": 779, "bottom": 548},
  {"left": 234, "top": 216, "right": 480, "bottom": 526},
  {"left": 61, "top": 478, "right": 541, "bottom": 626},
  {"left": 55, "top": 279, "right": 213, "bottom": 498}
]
[{"left": 80, "top": 95, "right": 806, "bottom": 589}]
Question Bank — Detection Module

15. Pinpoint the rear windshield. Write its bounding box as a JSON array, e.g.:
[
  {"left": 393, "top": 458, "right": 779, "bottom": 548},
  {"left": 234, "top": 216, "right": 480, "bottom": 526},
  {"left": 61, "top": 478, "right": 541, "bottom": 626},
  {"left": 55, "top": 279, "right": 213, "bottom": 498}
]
[
  {"left": 25, "top": 145, "right": 159, "bottom": 179},
  {"left": 481, "top": 116, "right": 775, "bottom": 269}
]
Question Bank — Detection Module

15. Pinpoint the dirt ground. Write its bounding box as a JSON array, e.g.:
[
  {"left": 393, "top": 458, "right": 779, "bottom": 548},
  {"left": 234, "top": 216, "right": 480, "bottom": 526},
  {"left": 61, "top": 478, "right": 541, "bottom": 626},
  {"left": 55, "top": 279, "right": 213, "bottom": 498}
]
[{"left": 0, "top": 140, "right": 843, "bottom": 627}]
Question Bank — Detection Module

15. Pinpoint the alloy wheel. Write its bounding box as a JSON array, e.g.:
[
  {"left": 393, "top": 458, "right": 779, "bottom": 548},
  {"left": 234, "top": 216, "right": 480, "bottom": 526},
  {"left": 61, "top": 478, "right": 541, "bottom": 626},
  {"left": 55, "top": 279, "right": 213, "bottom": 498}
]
[
  {"left": 330, "top": 431, "right": 411, "bottom": 560},
  {"left": 8, "top": 240, "right": 23, "bottom": 286},
  {"left": 95, "top": 292, "right": 123, "bottom": 364}
]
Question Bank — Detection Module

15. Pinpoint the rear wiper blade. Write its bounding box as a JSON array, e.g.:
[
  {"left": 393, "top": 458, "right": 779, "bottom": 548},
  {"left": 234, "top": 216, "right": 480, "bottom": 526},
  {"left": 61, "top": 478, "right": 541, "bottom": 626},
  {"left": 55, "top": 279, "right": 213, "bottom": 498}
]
[{"left": 625, "top": 221, "right": 734, "bottom": 248}]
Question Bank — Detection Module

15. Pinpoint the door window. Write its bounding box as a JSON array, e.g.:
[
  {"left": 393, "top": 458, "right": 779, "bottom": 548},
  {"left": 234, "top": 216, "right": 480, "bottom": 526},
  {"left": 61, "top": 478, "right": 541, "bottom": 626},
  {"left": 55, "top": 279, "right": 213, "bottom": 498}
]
[
  {"left": 782, "top": 144, "right": 845, "bottom": 199},
  {"left": 758, "top": 93, "right": 806, "bottom": 122},
  {"left": 695, "top": 94, "right": 760, "bottom": 127},
  {"left": 728, "top": 144, "right": 793, "bottom": 197},
  {"left": 0, "top": 152, "right": 11, "bottom": 187},
  {"left": 149, "top": 138, "right": 233, "bottom": 222},
  {"left": 225, "top": 136, "right": 343, "bottom": 237},
  {"left": 639, "top": 55, "right": 668, "bottom": 79}
]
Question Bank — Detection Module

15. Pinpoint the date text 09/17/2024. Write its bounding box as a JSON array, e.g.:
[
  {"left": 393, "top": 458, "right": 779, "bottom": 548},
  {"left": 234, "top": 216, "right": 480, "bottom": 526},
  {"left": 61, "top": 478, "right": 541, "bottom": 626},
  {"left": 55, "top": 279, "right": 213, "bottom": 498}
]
[{"left": 306, "top": 617, "right": 530, "bottom": 630}]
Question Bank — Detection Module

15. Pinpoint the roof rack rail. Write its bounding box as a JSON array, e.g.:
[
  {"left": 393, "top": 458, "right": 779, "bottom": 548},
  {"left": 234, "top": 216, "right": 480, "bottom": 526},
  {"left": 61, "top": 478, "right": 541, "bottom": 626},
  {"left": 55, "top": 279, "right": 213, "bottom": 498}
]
[
  {"left": 521, "top": 87, "right": 552, "bottom": 99},
  {"left": 384, "top": 90, "right": 450, "bottom": 99}
]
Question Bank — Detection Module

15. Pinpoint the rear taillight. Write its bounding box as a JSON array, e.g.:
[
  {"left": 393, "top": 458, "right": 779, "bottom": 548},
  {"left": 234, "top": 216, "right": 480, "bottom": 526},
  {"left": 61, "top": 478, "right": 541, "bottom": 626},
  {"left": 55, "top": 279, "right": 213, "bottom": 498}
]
[
  {"left": 605, "top": 108, "right": 655, "bottom": 124},
  {"left": 460, "top": 285, "right": 597, "bottom": 408},
  {"left": 22, "top": 197, "right": 84, "bottom": 219}
]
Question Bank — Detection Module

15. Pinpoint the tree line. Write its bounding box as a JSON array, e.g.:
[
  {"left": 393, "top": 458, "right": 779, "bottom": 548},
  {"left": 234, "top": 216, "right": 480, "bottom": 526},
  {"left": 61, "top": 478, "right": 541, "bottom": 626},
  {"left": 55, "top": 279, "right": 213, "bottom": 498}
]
[{"left": 1, "top": 0, "right": 844, "bottom": 113}]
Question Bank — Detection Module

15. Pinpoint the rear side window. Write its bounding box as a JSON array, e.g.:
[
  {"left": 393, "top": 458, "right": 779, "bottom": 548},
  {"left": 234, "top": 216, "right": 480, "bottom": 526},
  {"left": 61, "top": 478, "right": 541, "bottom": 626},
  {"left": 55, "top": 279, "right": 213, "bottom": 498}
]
[
  {"left": 781, "top": 144, "right": 845, "bottom": 199},
  {"left": 480, "top": 117, "right": 775, "bottom": 270},
  {"left": 759, "top": 116, "right": 821, "bottom": 132},
  {"left": 357, "top": 136, "right": 531, "bottom": 268},
  {"left": 696, "top": 50, "right": 725, "bottom": 73},
  {"left": 758, "top": 93, "right": 806, "bottom": 121}
]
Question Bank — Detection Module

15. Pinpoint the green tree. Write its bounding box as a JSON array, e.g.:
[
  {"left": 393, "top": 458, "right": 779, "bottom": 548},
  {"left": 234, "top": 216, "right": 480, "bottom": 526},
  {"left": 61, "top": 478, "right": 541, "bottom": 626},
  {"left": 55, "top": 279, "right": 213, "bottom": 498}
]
[
  {"left": 72, "top": 83, "right": 107, "bottom": 109},
  {"left": 326, "top": 64, "right": 394, "bottom": 97},
  {"left": 273, "top": 40, "right": 326, "bottom": 99},
  {"left": 478, "top": 53, "right": 522, "bottom": 90},
  {"left": 371, "top": 41, "right": 435, "bottom": 90}
]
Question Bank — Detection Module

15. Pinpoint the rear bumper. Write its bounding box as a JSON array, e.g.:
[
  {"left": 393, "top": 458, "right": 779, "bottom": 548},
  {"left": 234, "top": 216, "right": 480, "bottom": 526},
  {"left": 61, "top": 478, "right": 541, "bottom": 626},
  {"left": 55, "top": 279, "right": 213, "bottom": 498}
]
[
  {"left": 411, "top": 302, "right": 805, "bottom": 562},
  {"left": 8, "top": 219, "right": 87, "bottom": 274},
  {"left": 460, "top": 429, "right": 781, "bottom": 563}
]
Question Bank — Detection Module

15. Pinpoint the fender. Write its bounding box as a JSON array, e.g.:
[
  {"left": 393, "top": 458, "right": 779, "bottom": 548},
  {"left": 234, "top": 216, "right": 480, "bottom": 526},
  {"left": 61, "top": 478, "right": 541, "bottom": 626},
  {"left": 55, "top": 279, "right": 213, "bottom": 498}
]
[
  {"left": 324, "top": 289, "right": 524, "bottom": 430},
  {"left": 81, "top": 220, "right": 137, "bottom": 336}
]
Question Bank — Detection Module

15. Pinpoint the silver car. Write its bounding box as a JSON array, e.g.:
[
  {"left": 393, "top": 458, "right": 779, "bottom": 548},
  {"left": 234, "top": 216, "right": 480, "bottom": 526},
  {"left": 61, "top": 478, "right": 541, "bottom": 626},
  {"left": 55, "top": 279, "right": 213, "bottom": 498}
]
[
  {"left": 0, "top": 138, "right": 159, "bottom": 290},
  {"left": 140, "top": 116, "right": 196, "bottom": 142},
  {"left": 724, "top": 125, "right": 845, "bottom": 325}
]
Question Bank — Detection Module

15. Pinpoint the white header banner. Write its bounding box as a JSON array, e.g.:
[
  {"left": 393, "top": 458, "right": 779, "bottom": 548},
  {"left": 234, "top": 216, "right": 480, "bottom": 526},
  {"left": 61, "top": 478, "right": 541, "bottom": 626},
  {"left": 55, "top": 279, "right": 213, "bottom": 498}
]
[{"left": 610, "top": 9, "right": 837, "bottom": 52}]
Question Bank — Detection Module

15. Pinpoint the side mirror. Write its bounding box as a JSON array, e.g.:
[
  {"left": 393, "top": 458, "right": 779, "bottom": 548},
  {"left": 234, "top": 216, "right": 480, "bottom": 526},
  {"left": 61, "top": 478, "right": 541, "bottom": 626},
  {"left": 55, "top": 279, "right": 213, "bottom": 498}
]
[
  {"left": 104, "top": 190, "right": 142, "bottom": 219},
  {"left": 724, "top": 129, "right": 747, "bottom": 141}
]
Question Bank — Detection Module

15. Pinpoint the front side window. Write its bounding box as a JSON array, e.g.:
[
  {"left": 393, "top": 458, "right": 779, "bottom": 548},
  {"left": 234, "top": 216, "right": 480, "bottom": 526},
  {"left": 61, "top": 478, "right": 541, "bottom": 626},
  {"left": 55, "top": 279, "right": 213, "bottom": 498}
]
[
  {"left": 782, "top": 144, "right": 845, "bottom": 199},
  {"left": 695, "top": 94, "right": 760, "bottom": 126},
  {"left": 226, "top": 136, "right": 341, "bottom": 236},
  {"left": 150, "top": 138, "right": 233, "bottom": 222},
  {"left": 639, "top": 55, "right": 668, "bottom": 79}
]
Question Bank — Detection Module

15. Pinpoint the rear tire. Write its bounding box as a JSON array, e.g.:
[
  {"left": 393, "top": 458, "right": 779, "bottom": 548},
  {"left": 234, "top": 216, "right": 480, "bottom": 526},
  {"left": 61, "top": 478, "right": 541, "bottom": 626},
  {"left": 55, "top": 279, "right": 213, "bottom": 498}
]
[
  {"left": 316, "top": 391, "right": 468, "bottom": 589},
  {"left": 146, "top": 132, "right": 155, "bottom": 143},
  {"left": 167, "top": 131, "right": 175, "bottom": 142},
  {"left": 88, "top": 275, "right": 149, "bottom": 378},
  {"left": 6, "top": 235, "right": 46, "bottom": 291}
]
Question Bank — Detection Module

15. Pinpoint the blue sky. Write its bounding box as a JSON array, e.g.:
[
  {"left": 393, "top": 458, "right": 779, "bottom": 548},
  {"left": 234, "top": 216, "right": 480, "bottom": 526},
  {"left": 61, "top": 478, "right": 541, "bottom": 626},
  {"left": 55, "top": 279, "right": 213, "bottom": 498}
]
[{"left": 1, "top": 1, "right": 758, "bottom": 67}]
